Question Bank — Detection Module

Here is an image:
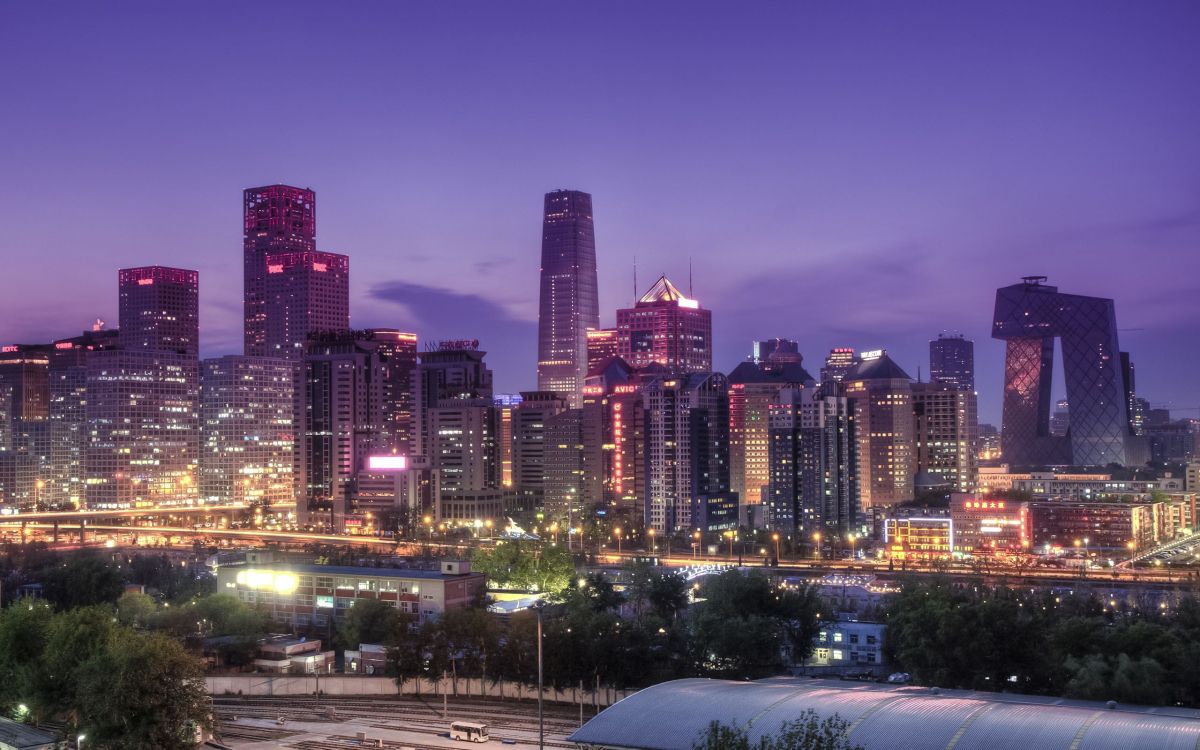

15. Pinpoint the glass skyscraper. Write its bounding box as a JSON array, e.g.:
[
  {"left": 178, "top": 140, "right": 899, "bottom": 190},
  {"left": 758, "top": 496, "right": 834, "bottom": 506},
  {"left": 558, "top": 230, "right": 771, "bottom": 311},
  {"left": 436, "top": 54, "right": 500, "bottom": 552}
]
[
  {"left": 243, "top": 185, "right": 316, "bottom": 356},
  {"left": 537, "top": 190, "right": 599, "bottom": 408},
  {"left": 929, "top": 333, "right": 974, "bottom": 390},
  {"left": 992, "top": 277, "right": 1130, "bottom": 466}
]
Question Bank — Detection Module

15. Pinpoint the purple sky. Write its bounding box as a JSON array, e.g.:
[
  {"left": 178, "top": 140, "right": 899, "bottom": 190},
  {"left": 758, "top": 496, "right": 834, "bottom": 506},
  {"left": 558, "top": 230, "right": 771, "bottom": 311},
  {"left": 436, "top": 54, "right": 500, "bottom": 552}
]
[{"left": 2, "top": 1, "right": 1199, "bottom": 424}]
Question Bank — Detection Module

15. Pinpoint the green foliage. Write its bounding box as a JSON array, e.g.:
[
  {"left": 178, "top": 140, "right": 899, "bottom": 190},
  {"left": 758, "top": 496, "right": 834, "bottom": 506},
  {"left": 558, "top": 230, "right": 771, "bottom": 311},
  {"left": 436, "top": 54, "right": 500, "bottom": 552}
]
[
  {"left": 337, "top": 597, "right": 412, "bottom": 650},
  {"left": 39, "top": 553, "right": 125, "bottom": 609},
  {"left": 471, "top": 541, "right": 576, "bottom": 593},
  {"left": 0, "top": 599, "right": 209, "bottom": 749},
  {"left": 690, "top": 570, "right": 824, "bottom": 679},
  {"left": 884, "top": 579, "right": 1200, "bottom": 706},
  {"left": 116, "top": 591, "right": 157, "bottom": 628},
  {"left": 694, "top": 711, "right": 863, "bottom": 750}
]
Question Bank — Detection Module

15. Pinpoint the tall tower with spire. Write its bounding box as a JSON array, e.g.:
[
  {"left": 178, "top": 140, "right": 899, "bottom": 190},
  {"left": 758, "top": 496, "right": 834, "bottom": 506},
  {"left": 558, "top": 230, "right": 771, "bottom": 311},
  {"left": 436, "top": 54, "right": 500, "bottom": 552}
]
[
  {"left": 536, "top": 190, "right": 599, "bottom": 407},
  {"left": 616, "top": 275, "right": 713, "bottom": 373}
]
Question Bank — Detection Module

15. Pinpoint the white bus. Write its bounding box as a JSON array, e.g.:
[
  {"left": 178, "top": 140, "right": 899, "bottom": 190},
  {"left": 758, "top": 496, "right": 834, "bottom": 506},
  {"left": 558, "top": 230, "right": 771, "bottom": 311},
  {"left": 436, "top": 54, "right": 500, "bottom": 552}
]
[{"left": 450, "top": 721, "right": 490, "bottom": 743}]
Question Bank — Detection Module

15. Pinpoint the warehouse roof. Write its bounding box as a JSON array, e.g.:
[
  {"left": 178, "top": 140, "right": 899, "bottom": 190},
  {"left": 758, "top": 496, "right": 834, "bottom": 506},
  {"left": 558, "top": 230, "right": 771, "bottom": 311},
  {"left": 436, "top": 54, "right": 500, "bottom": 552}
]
[{"left": 567, "top": 678, "right": 1200, "bottom": 750}]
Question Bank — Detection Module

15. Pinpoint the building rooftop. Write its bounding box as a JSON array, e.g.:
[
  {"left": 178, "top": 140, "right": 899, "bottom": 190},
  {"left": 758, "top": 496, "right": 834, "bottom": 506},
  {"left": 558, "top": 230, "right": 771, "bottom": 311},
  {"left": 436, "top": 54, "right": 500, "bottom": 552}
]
[
  {"left": 221, "top": 562, "right": 480, "bottom": 581},
  {"left": 568, "top": 678, "right": 1200, "bottom": 750},
  {"left": 726, "top": 360, "right": 815, "bottom": 387},
  {"left": 0, "top": 717, "right": 59, "bottom": 749},
  {"left": 848, "top": 352, "right": 912, "bottom": 382}
]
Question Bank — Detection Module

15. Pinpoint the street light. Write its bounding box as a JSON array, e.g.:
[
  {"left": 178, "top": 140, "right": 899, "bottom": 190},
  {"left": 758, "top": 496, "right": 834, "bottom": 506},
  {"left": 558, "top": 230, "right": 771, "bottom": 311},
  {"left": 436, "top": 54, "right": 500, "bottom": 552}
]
[
  {"left": 813, "top": 531, "right": 822, "bottom": 560},
  {"left": 724, "top": 530, "right": 735, "bottom": 558},
  {"left": 848, "top": 532, "right": 857, "bottom": 559},
  {"left": 648, "top": 528, "right": 656, "bottom": 555},
  {"left": 772, "top": 532, "right": 781, "bottom": 562},
  {"left": 78, "top": 734, "right": 86, "bottom": 750},
  {"left": 613, "top": 527, "right": 622, "bottom": 556}
]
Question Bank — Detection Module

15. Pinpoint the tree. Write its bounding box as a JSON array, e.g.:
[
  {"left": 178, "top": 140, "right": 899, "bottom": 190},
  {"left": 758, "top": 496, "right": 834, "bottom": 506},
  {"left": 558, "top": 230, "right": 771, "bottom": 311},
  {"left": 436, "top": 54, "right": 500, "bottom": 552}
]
[
  {"left": 38, "top": 553, "right": 124, "bottom": 609},
  {"left": 472, "top": 541, "right": 576, "bottom": 593},
  {"left": 76, "top": 630, "right": 210, "bottom": 750},
  {"left": 337, "top": 598, "right": 410, "bottom": 650},
  {"left": 694, "top": 711, "right": 863, "bottom": 750},
  {"left": 0, "top": 598, "right": 54, "bottom": 713},
  {"left": 117, "top": 591, "right": 157, "bottom": 628}
]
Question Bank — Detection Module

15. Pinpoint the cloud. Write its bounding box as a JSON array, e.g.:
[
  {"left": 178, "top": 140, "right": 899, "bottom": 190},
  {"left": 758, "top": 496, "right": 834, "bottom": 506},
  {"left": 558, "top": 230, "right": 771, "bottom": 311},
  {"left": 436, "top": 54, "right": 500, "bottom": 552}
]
[{"left": 367, "top": 280, "right": 537, "bottom": 393}]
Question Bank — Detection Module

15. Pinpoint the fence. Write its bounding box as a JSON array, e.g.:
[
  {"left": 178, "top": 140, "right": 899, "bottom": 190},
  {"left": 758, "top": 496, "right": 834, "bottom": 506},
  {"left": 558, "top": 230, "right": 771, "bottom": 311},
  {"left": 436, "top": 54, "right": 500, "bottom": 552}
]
[{"left": 206, "top": 674, "right": 635, "bottom": 708}]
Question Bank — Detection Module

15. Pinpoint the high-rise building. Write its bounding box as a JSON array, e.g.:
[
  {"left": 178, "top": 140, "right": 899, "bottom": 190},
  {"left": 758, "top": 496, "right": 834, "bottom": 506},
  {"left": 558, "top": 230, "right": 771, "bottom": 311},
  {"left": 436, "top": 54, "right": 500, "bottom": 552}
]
[
  {"left": 929, "top": 333, "right": 974, "bottom": 391},
  {"left": 0, "top": 344, "right": 51, "bottom": 422},
  {"left": 537, "top": 190, "right": 599, "bottom": 407},
  {"left": 581, "top": 357, "right": 651, "bottom": 517},
  {"left": 912, "top": 381, "right": 978, "bottom": 493},
  {"left": 727, "top": 359, "right": 815, "bottom": 524},
  {"left": 643, "top": 371, "right": 731, "bottom": 532},
  {"left": 368, "top": 330, "right": 418, "bottom": 455},
  {"left": 767, "top": 384, "right": 858, "bottom": 537},
  {"left": 244, "top": 185, "right": 316, "bottom": 356},
  {"left": 417, "top": 343, "right": 502, "bottom": 522},
  {"left": 585, "top": 328, "right": 619, "bottom": 375},
  {"left": 511, "top": 391, "right": 570, "bottom": 514},
  {"left": 200, "top": 356, "right": 295, "bottom": 510},
  {"left": 1050, "top": 399, "right": 1070, "bottom": 438},
  {"left": 118, "top": 266, "right": 199, "bottom": 357},
  {"left": 617, "top": 276, "right": 712, "bottom": 373},
  {"left": 494, "top": 393, "right": 522, "bottom": 489},
  {"left": 844, "top": 352, "right": 915, "bottom": 510},
  {"left": 48, "top": 329, "right": 118, "bottom": 507},
  {"left": 543, "top": 408, "right": 587, "bottom": 526},
  {"left": 264, "top": 250, "right": 350, "bottom": 358},
  {"left": 993, "top": 277, "right": 1131, "bottom": 466},
  {"left": 820, "top": 348, "right": 859, "bottom": 384},
  {"left": 85, "top": 349, "right": 199, "bottom": 508},
  {"left": 752, "top": 338, "right": 801, "bottom": 364}
]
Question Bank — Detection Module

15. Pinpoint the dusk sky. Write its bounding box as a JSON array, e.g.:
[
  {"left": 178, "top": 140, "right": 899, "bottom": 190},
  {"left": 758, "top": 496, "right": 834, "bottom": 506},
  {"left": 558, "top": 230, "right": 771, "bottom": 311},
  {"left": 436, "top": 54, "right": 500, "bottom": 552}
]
[{"left": 2, "top": 2, "right": 1198, "bottom": 424}]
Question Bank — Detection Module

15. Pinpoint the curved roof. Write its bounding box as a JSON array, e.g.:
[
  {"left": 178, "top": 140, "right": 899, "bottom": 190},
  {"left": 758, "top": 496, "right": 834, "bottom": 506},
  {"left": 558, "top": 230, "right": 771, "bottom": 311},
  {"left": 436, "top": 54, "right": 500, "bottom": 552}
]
[{"left": 567, "top": 678, "right": 1200, "bottom": 750}]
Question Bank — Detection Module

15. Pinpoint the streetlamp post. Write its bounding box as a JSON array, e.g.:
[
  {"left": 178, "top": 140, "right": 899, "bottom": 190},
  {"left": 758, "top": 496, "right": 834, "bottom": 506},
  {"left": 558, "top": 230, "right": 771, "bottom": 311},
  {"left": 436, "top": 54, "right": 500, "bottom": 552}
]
[
  {"left": 613, "top": 527, "right": 622, "bottom": 556},
  {"left": 693, "top": 530, "right": 701, "bottom": 560},
  {"left": 77, "top": 734, "right": 86, "bottom": 750},
  {"left": 535, "top": 602, "right": 545, "bottom": 750},
  {"left": 648, "top": 528, "right": 656, "bottom": 555},
  {"left": 772, "top": 532, "right": 781, "bottom": 562},
  {"left": 813, "top": 532, "right": 822, "bottom": 561}
]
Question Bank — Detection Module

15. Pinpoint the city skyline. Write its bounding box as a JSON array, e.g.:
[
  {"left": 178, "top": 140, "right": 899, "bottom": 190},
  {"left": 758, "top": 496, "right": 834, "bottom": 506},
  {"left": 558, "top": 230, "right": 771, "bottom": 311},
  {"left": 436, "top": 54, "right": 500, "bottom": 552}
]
[{"left": 3, "top": 2, "right": 1200, "bottom": 424}]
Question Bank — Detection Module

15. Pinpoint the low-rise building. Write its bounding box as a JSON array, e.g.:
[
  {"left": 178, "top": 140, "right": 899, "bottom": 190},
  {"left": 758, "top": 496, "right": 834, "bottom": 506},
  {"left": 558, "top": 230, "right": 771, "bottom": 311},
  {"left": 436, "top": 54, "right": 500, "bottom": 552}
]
[
  {"left": 883, "top": 511, "right": 952, "bottom": 561},
  {"left": 216, "top": 559, "right": 486, "bottom": 627},
  {"left": 804, "top": 617, "right": 887, "bottom": 674},
  {"left": 950, "top": 496, "right": 1029, "bottom": 556},
  {"left": 1028, "top": 501, "right": 1155, "bottom": 553}
]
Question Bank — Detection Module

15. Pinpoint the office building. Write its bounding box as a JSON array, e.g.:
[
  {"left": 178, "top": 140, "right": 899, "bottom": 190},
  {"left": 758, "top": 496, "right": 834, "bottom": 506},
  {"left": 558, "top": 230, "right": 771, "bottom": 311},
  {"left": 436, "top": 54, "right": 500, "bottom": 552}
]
[
  {"left": 928, "top": 333, "right": 974, "bottom": 391},
  {"left": 263, "top": 250, "right": 350, "bottom": 359},
  {"left": 643, "top": 371, "right": 731, "bottom": 532},
  {"left": 912, "top": 381, "right": 978, "bottom": 493},
  {"left": 368, "top": 329, "right": 418, "bottom": 455},
  {"left": 46, "top": 329, "right": 118, "bottom": 507},
  {"left": 118, "top": 266, "right": 199, "bottom": 357},
  {"left": 844, "top": 352, "right": 915, "bottom": 509},
  {"left": 200, "top": 356, "right": 295, "bottom": 509},
  {"left": 617, "top": 276, "right": 712, "bottom": 373},
  {"left": 244, "top": 185, "right": 316, "bottom": 356},
  {"left": 752, "top": 338, "right": 802, "bottom": 364},
  {"left": 581, "top": 357, "right": 650, "bottom": 516},
  {"left": 586, "top": 328, "right": 619, "bottom": 375},
  {"left": 727, "top": 358, "right": 814, "bottom": 522},
  {"left": 0, "top": 344, "right": 50, "bottom": 422},
  {"left": 993, "top": 277, "right": 1131, "bottom": 466},
  {"left": 511, "top": 391, "right": 570, "bottom": 513},
  {"left": 950, "top": 496, "right": 1029, "bottom": 556},
  {"left": 543, "top": 408, "right": 587, "bottom": 526},
  {"left": 820, "top": 348, "right": 859, "bottom": 384},
  {"left": 494, "top": 393, "right": 521, "bottom": 489},
  {"left": 537, "top": 190, "right": 599, "bottom": 407},
  {"left": 1050, "top": 400, "right": 1070, "bottom": 438}
]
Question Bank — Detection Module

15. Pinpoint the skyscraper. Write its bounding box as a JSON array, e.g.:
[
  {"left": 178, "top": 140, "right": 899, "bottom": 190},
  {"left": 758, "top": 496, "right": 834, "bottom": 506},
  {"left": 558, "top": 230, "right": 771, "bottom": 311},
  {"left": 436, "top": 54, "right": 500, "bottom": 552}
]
[
  {"left": 200, "top": 356, "right": 295, "bottom": 509},
  {"left": 511, "top": 391, "right": 570, "bottom": 513},
  {"left": 727, "top": 358, "right": 815, "bottom": 524},
  {"left": 585, "top": 328, "right": 619, "bottom": 375},
  {"left": 929, "top": 333, "right": 974, "bottom": 391},
  {"left": 118, "top": 266, "right": 200, "bottom": 357},
  {"left": 617, "top": 276, "right": 712, "bottom": 373},
  {"left": 264, "top": 250, "right": 350, "bottom": 358},
  {"left": 581, "top": 357, "right": 650, "bottom": 517},
  {"left": 752, "top": 338, "right": 801, "bottom": 364},
  {"left": 368, "top": 329, "right": 418, "bottom": 455},
  {"left": 537, "top": 190, "right": 599, "bottom": 407},
  {"left": 820, "top": 348, "right": 859, "bottom": 384},
  {"left": 912, "top": 381, "right": 978, "bottom": 492},
  {"left": 992, "top": 277, "right": 1131, "bottom": 466},
  {"left": 244, "top": 185, "right": 316, "bottom": 356},
  {"left": 844, "top": 351, "right": 915, "bottom": 509}
]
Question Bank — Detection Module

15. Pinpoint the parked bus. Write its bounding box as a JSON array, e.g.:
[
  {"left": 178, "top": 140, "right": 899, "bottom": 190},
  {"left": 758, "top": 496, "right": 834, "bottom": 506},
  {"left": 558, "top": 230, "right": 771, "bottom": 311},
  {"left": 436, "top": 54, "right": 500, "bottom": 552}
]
[{"left": 450, "top": 721, "right": 490, "bottom": 743}]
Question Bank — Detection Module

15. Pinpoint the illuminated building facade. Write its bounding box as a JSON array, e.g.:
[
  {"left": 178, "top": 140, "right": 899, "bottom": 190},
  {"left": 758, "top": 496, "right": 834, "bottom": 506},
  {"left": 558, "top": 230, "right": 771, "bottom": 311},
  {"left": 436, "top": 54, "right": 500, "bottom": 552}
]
[
  {"left": 511, "top": 391, "right": 570, "bottom": 513},
  {"left": 581, "top": 358, "right": 649, "bottom": 516},
  {"left": 929, "top": 333, "right": 974, "bottom": 391},
  {"left": 200, "top": 355, "right": 295, "bottom": 509},
  {"left": 264, "top": 250, "right": 350, "bottom": 358},
  {"left": 367, "top": 329, "right": 418, "bottom": 455},
  {"left": 820, "top": 348, "right": 859, "bottom": 384},
  {"left": 0, "top": 344, "right": 52, "bottom": 508},
  {"left": 845, "top": 352, "right": 915, "bottom": 509},
  {"left": 643, "top": 371, "right": 731, "bottom": 532},
  {"left": 543, "top": 408, "right": 587, "bottom": 525},
  {"left": 47, "top": 330, "right": 118, "bottom": 507},
  {"left": 217, "top": 559, "right": 486, "bottom": 626},
  {"left": 993, "top": 277, "right": 1132, "bottom": 466},
  {"left": 727, "top": 359, "right": 814, "bottom": 521},
  {"left": 617, "top": 276, "right": 712, "bottom": 373},
  {"left": 752, "top": 338, "right": 802, "bottom": 364},
  {"left": 244, "top": 185, "right": 316, "bottom": 357},
  {"left": 537, "top": 190, "right": 599, "bottom": 407},
  {"left": 585, "top": 328, "right": 619, "bottom": 375},
  {"left": 494, "top": 393, "right": 521, "bottom": 489},
  {"left": 883, "top": 511, "right": 952, "bottom": 561},
  {"left": 950, "top": 496, "right": 1028, "bottom": 555},
  {"left": 118, "top": 266, "right": 199, "bottom": 357},
  {"left": 1028, "top": 501, "right": 1154, "bottom": 552},
  {"left": 84, "top": 349, "right": 199, "bottom": 508},
  {"left": 912, "top": 381, "right": 978, "bottom": 492}
]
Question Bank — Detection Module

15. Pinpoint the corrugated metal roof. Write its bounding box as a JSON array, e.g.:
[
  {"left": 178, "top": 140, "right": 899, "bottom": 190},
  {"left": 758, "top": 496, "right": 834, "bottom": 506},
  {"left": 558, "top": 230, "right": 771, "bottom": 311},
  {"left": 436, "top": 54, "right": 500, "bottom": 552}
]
[{"left": 567, "top": 679, "right": 1200, "bottom": 750}]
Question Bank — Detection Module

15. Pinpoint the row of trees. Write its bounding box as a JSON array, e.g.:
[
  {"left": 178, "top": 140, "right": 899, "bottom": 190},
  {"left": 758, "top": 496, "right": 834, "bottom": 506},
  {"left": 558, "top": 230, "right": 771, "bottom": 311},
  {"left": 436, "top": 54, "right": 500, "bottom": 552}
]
[
  {"left": 0, "top": 600, "right": 210, "bottom": 750},
  {"left": 884, "top": 577, "right": 1200, "bottom": 706}
]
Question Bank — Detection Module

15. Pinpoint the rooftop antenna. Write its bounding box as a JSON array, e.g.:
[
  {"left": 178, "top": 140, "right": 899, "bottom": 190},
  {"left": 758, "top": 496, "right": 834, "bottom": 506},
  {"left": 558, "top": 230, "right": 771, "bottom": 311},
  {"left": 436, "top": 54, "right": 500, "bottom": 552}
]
[
  {"left": 633, "top": 256, "right": 638, "bottom": 301},
  {"left": 689, "top": 257, "right": 694, "bottom": 297}
]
